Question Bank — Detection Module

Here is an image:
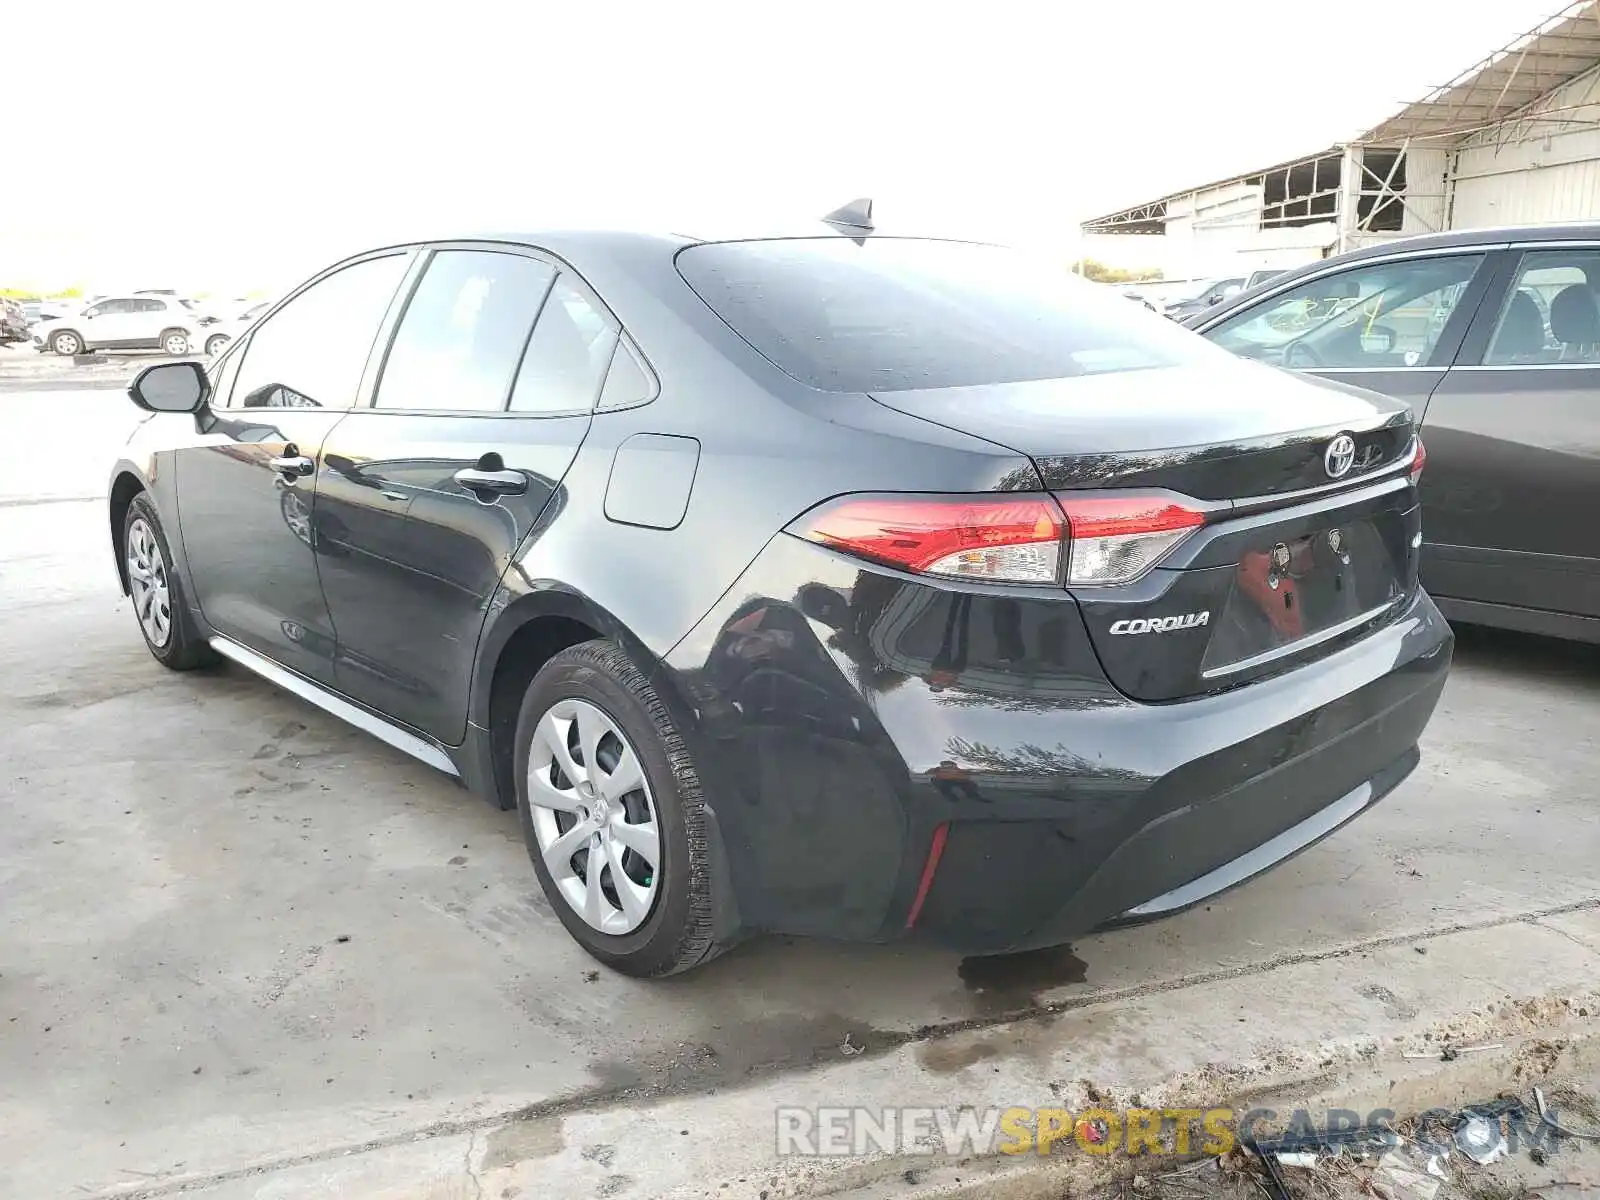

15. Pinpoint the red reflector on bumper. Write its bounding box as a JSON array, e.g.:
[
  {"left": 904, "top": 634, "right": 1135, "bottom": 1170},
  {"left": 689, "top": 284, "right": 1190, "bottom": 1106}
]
[{"left": 905, "top": 822, "right": 950, "bottom": 929}]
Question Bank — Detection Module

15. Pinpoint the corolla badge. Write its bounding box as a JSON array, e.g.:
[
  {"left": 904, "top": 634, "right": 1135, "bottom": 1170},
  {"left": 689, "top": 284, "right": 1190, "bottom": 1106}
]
[
  {"left": 1109, "top": 612, "right": 1210, "bottom": 635},
  {"left": 1324, "top": 433, "right": 1357, "bottom": 479}
]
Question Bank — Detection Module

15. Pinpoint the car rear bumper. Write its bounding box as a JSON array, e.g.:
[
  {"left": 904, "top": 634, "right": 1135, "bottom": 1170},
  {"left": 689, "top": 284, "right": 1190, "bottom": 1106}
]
[{"left": 664, "top": 536, "right": 1453, "bottom": 954}]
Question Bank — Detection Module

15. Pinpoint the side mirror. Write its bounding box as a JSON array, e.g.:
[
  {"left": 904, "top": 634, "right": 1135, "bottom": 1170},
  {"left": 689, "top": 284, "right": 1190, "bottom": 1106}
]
[{"left": 130, "top": 361, "right": 209, "bottom": 414}]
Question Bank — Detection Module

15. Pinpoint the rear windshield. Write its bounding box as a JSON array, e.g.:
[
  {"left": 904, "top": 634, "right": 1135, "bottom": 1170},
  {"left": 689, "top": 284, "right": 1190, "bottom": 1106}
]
[{"left": 676, "top": 238, "right": 1220, "bottom": 393}]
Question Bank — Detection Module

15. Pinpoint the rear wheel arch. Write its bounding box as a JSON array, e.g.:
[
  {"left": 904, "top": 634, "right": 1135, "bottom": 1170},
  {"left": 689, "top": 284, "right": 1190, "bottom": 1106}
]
[
  {"left": 479, "top": 596, "right": 612, "bottom": 811},
  {"left": 475, "top": 590, "right": 698, "bottom": 811}
]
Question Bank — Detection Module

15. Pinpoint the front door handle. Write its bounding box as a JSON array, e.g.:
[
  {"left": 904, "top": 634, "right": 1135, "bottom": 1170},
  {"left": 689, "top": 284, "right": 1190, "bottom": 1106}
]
[
  {"left": 453, "top": 467, "right": 527, "bottom": 496},
  {"left": 270, "top": 454, "right": 315, "bottom": 479}
]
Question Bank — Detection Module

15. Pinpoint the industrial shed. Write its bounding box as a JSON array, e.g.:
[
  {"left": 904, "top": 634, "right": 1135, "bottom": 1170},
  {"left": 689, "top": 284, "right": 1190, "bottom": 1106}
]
[{"left": 1081, "top": 1, "right": 1600, "bottom": 269}]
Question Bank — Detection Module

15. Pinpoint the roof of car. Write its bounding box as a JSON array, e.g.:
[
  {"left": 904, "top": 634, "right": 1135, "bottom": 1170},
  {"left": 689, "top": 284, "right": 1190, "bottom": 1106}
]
[
  {"left": 374, "top": 221, "right": 986, "bottom": 260},
  {"left": 1184, "top": 221, "right": 1600, "bottom": 328},
  {"left": 1327, "top": 221, "right": 1600, "bottom": 266}
]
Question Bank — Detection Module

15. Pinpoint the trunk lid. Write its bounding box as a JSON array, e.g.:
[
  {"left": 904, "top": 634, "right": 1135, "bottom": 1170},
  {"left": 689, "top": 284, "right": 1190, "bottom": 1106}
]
[
  {"left": 868, "top": 361, "right": 1413, "bottom": 499},
  {"left": 870, "top": 362, "right": 1422, "bottom": 700}
]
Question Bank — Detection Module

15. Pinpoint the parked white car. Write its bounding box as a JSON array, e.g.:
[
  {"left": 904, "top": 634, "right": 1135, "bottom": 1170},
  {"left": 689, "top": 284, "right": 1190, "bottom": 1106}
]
[
  {"left": 198, "top": 299, "right": 273, "bottom": 356},
  {"left": 31, "top": 295, "right": 217, "bottom": 357}
]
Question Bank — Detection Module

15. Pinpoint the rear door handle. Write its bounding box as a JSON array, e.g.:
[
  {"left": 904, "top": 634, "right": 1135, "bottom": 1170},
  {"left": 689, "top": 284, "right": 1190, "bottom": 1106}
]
[
  {"left": 453, "top": 467, "right": 527, "bottom": 496},
  {"left": 270, "top": 454, "right": 315, "bottom": 479}
]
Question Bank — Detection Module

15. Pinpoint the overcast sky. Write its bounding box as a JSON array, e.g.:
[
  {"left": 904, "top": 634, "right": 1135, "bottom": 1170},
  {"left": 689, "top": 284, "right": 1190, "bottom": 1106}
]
[{"left": 4, "top": 0, "right": 1567, "bottom": 294}]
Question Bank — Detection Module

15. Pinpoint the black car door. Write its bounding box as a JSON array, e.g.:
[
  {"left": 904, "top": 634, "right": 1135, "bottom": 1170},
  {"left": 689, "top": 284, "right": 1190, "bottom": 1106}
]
[
  {"left": 315, "top": 244, "right": 637, "bottom": 744},
  {"left": 1418, "top": 244, "right": 1600, "bottom": 623},
  {"left": 175, "top": 250, "right": 414, "bottom": 683},
  {"left": 1195, "top": 249, "right": 1499, "bottom": 421}
]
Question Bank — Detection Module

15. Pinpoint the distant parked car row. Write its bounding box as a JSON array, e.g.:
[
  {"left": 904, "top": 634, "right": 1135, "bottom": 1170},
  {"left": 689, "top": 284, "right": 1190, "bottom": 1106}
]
[
  {"left": 1109, "top": 270, "right": 1292, "bottom": 320},
  {"left": 1159, "top": 269, "right": 1289, "bottom": 320},
  {"left": 25, "top": 295, "right": 269, "bottom": 358}
]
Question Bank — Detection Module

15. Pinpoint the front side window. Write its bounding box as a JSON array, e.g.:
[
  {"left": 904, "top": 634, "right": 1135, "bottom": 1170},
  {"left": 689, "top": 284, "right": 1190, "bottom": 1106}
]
[
  {"left": 375, "top": 249, "right": 556, "bottom": 413},
  {"left": 228, "top": 253, "right": 409, "bottom": 409},
  {"left": 508, "top": 275, "right": 619, "bottom": 414},
  {"left": 676, "top": 237, "right": 1222, "bottom": 393},
  {"left": 1205, "top": 254, "right": 1483, "bottom": 370},
  {"left": 1484, "top": 249, "right": 1600, "bottom": 365}
]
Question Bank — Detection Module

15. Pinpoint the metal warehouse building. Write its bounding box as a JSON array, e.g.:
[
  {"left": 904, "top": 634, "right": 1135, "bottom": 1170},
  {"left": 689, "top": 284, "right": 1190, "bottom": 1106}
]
[{"left": 1082, "top": 2, "right": 1600, "bottom": 269}]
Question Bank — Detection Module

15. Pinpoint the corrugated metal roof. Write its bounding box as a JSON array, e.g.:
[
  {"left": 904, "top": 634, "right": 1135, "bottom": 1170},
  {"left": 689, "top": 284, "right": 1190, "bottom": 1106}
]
[
  {"left": 1081, "top": 146, "right": 1341, "bottom": 232},
  {"left": 1361, "top": 0, "right": 1600, "bottom": 143},
  {"left": 1081, "top": 2, "right": 1600, "bottom": 231}
]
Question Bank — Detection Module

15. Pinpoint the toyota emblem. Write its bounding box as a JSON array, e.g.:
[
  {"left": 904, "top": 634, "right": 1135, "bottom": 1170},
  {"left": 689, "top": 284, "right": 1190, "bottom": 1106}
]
[{"left": 1324, "top": 433, "right": 1357, "bottom": 479}]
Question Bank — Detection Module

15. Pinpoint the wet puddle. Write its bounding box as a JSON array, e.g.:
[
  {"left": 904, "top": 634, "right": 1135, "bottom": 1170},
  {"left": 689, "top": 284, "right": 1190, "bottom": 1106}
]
[{"left": 957, "top": 944, "right": 1089, "bottom": 1013}]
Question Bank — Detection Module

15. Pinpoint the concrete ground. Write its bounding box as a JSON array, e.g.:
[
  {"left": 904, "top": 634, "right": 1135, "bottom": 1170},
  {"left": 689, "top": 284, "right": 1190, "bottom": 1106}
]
[
  {"left": 2, "top": 390, "right": 1598, "bottom": 1199},
  {"left": 0, "top": 342, "right": 159, "bottom": 393}
]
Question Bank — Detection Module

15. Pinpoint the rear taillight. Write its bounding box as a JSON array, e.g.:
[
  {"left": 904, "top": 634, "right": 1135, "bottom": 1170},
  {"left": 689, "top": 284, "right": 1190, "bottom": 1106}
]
[
  {"left": 1055, "top": 494, "right": 1205, "bottom": 586},
  {"left": 1409, "top": 436, "right": 1426, "bottom": 483},
  {"left": 788, "top": 493, "right": 1066, "bottom": 584},
  {"left": 789, "top": 490, "right": 1211, "bottom": 588}
]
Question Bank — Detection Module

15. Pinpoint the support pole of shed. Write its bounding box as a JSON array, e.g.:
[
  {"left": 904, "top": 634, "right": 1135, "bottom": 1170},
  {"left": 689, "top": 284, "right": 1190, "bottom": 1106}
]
[{"left": 1334, "top": 143, "right": 1363, "bottom": 255}]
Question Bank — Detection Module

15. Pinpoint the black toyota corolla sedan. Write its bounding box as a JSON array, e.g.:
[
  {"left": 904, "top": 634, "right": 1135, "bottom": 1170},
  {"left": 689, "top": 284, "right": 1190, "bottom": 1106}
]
[{"left": 108, "top": 217, "right": 1452, "bottom": 976}]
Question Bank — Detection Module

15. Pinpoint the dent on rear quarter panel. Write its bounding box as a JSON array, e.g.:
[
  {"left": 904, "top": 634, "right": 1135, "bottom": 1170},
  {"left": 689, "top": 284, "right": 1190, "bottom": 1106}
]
[{"left": 661, "top": 532, "right": 1124, "bottom": 942}]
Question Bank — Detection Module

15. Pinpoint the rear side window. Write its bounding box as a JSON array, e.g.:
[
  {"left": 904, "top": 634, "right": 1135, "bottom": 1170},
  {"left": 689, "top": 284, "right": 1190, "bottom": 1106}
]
[
  {"left": 507, "top": 275, "right": 619, "bottom": 415},
  {"left": 1483, "top": 249, "right": 1600, "bottom": 365},
  {"left": 675, "top": 238, "right": 1218, "bottom": 393},
  {"left": 230, "top": 253, "right": 409, "bottom": 409},
  {"left": 376, "top": 249, "right": 557, "bottom": 413},
  {"left": 597, "top": 336, "right": 655, "bottom": 410}
]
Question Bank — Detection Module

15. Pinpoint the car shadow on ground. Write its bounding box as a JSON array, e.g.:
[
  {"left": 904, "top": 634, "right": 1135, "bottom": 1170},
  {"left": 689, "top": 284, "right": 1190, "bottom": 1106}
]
[{"left": 1450, "top": 620, "right": 1600, "bottom": 681}]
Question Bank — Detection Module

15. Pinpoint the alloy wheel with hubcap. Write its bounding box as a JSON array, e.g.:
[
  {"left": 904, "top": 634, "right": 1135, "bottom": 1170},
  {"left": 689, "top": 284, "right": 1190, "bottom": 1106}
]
[
  {"left": 126, "top": 517, "right": 172, "bottom": 648},
  {"left": 163, "top": 332, "right": 190, "bottom": 356},
  {"left": 526, "top": 697, "right": 661, "bottom": 934},
  {"left": 514, "top": 637, "right": 725, "bottom": 976},
  {"left": 51, "top": 331, "right": 82, "bottom": 355}
]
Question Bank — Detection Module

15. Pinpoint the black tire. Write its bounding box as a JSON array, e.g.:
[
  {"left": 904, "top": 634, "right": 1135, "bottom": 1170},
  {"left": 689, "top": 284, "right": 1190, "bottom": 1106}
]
[
  {"left": 515, "top": 638, "right": 724, "bottom": 977},
  {"left": 160, "top": 328, "right": 190, "bottom": 356},
  {"left": 204, "top": 334, "right": 230, "bottom": 356},
  {"left": 49, "top": 329, "right": 83, "bottom": 355},
  {"left": 122, "top": 493, "right": 218, "bottom": 671}
]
